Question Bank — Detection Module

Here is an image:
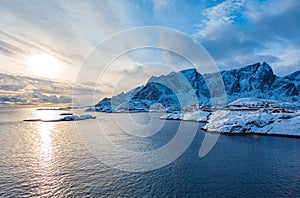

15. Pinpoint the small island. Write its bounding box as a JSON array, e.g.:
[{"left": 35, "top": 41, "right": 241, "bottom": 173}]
[{"left": 24, "top": 114, "right": 96, "bottom": 122}]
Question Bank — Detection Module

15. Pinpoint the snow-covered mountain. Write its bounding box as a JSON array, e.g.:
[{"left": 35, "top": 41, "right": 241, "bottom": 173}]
[{"left": 93, "top": 62, "right": 299, "bottom": 112}]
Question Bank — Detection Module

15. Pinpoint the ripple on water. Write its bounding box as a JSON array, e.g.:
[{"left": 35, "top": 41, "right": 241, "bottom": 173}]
[{"left": 0, "top": 109, "right": 299, "bottom": 197}]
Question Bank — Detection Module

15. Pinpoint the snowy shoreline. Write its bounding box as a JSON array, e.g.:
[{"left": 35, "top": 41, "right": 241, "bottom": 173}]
[
  {"left": 159, "top": 98, "right": 300, "bottom": 138},
  {"left": 86, "top": 97, "right": 300, "bottom": 137},
  {"left": 160, "top": 110, "right": 300, "bottom": 138},
  {"left": 201, "top": 130, "right": 300, "bottom": 138}
]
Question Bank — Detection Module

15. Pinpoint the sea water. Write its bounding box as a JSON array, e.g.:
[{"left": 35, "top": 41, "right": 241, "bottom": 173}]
[{"left": 0, "top": 108, "right": 299, "bottom": 197}]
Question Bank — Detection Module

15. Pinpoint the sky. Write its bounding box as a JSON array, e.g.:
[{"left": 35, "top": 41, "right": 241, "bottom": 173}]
[{"left": 1, "top": 0, "right": 300, "bottom": 106}]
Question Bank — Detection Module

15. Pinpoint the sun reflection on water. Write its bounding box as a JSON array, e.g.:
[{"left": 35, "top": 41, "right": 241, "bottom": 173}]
[
  {"left": 32, "top": 110, "right": 58, "bottom": 162},
  {"left": 36, "top": 122, "right": 53, "bottom": 164},
  {"left": 32, "top": 110, "right": 57, "bottom": 195}
]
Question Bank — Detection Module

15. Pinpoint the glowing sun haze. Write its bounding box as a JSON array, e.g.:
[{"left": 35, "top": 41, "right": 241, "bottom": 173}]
[{"left": 26, "top": 54, "right": 62, "bottom": 79}]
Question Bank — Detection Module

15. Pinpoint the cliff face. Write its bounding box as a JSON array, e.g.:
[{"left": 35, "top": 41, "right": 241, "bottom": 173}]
[{"left": 95, "top": 62, "right": 299, "bottom": 112}]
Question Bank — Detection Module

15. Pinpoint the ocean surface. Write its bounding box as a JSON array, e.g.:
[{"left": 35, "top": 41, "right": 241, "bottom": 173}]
[{"left": 0, "top": 108, "right": 299, "bottom": 197}]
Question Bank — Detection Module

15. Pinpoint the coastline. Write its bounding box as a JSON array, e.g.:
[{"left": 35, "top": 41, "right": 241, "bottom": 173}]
[{"left": 201, "top": 128, "right": 300, "bottom": 139}]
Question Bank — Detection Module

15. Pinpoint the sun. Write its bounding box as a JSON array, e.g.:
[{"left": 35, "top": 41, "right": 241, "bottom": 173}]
[{"left": 26, "top": 54, "right": 62, "bottom": 79}]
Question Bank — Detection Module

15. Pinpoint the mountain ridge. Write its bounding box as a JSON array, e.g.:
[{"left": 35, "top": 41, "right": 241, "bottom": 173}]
[{"left": 94, "top": 62, "right": 300, "bottom": 112}]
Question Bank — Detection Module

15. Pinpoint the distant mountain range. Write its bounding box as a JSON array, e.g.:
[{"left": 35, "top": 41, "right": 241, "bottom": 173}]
[{"left": 94, "top": 62, "right": 300, "bottom": 112}]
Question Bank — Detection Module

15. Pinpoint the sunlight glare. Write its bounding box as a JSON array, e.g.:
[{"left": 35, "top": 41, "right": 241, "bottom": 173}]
[{"left": 26, "top": 54, "right": 62, "bottom": 79}]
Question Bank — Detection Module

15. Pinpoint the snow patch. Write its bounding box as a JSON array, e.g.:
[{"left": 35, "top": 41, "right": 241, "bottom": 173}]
[
  {"left": 160, "top": 110, "right": 210, "bottom": 122},
  {"left": 203, "top": 110, "right": 300, "bottom": 136}
]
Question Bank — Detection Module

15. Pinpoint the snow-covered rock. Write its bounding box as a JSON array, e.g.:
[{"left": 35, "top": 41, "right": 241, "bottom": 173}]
[
  {"left": 160, "top": 113, "right": 183, "bottom": 120},
  {"left": 265, "top": 115, "right": 300, "bottom": 136},
  {"left": 160, "top": 110, "right": 211, "bottom": 122},
  {"left": 182, "top": 110, "right": 211, "bottom": 122},
  {"left": 202, "top": 110, "right": 300, "bottom": 136},
  {"left": 159, "top": 97, "right": 300, "bottom": 137},
  {"left": 60, "top": 114, "right": 96, "bottom": 121}
]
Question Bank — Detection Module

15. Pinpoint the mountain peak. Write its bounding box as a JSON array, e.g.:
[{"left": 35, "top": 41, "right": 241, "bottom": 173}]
[
  {"left": 94, "top": 62, "right": 299, "bottom": 111},
  {"left": 286, "top": 70, "right": 300, "bottom": 80},
  {"left": 261, "top": 61, "right": 269, "bottom": 66},
  {"left": 238, "top": 62, "right": 273, "bottom": 74},
  {"left": 180, "top": 68, "right": 197, "bottom": 74},
  {"left": 260, "top": 61, "right": 273, "bottom": 71}
]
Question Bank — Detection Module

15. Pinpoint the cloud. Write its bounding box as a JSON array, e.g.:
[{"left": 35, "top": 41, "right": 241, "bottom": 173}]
[
  {"left": 121, "top": 64, "right": 150, "bottom": 77},
  {"left": 0, "top": 0, "right": 139, "bottom": 81},
  {"left": 0, "top": 39, "right": 24, "bottom": 56},
  {"left": 152, "top": 0, "right": 173, "bottom": 11},
  {"left": 0, "top": 73, "right": 108, "bottom": 106},
  {"left": 194, "top": 0, "right": 300, "bottom": 76},
  {"left": 196, "top": 0, "right": 245, "bottom": 40}
]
